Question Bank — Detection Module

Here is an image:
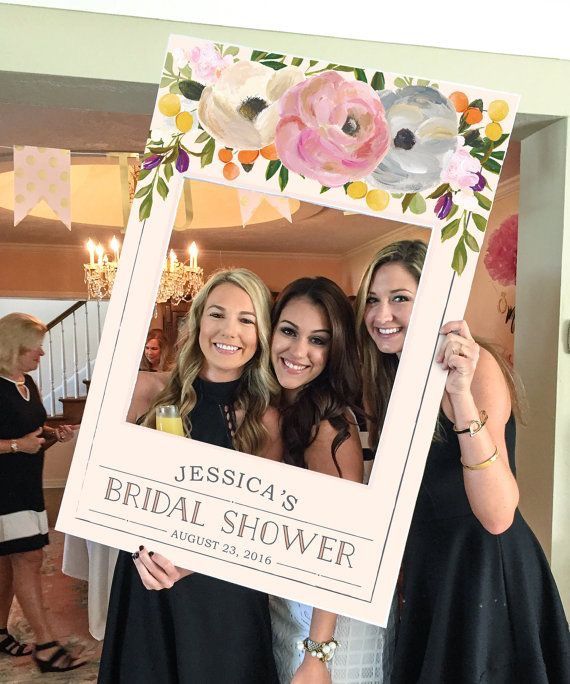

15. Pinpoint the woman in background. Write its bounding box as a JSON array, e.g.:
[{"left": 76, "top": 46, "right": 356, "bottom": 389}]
[
  {"left": 355, "top": 240, "right": 569, "bottom": 683},
  {"left": 139, "top": 328, "right": 174, "bottom": 372},
  {"left": 99, "top": 268, "right": 282, "bottom": 684},
  {"left": 269, "top": 277, "right": 392, "bottom": 684},
  {"left": 0, "top": 313, "right": 83, "bottom": 673}
]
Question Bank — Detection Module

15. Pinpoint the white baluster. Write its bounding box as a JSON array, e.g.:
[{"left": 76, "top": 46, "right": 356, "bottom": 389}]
[
  {"left": 85, "top": 303, "right": 92, "bottom": 382},
  {"left": 60, "top": 320, "right": 67, "bottom": 399},
  {"left": 72, "top": 309, "right": 79, "bottom": 398},
  {"left": 47, "top": 330, "right": 56, "bottom": 416}
]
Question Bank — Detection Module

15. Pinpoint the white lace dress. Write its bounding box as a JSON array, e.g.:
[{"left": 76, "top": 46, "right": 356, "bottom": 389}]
[{"left": 270, "top": 596, "right": 394, "bottom": 684}]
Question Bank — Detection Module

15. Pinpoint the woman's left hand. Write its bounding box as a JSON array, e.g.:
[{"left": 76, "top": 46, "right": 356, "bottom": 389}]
[
  {"left": 292, "top": 656, "right": 332, "bottom": 684},
  {"left": 132, "top": 547, "right": 193, "bottom": 590},
  {"left": 436, "top": 320, "right": 479, "bottom": 396},
  {"left": 55, "top": 424, "right": 78, "bottom": 443}
]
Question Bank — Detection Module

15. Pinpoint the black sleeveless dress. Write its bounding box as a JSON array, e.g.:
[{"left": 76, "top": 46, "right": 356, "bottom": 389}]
[
  {"left": 98, "top": 377, "right": 279, "bottom": 684},
  {"left": 391, "top": 414, "right": 570, "bottom": 683}
]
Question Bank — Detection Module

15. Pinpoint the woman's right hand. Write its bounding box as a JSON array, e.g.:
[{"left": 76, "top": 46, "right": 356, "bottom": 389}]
[
  {"left": 18, "top": 428, "right": 46, "bottom": 454},
  {"left": 132, "top": 546, "right": 193, "bottom": 590}
]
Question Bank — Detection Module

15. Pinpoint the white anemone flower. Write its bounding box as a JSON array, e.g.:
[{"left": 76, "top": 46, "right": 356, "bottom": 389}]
[{"left": 197, "top": 61, "right": 304, "bottom": 149}]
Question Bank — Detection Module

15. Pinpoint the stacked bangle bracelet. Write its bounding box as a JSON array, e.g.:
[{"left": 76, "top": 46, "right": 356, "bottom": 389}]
[
  {"left": 460, "top": 445, "right": 499, "bottom": 470},
  {"left": 453, "top": 409, "right": 488, "bottom": 437},
  {"left": 297, "top": 637, "right": 339, "bottom": 662}
]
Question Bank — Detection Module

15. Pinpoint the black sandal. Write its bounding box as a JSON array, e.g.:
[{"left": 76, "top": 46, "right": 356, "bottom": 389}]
[
  {"left": 33, "top": 640, "right": 86, "bottom": 673},
  {"left": 0, "top": 628, "right": 32, "bottom": 657}
]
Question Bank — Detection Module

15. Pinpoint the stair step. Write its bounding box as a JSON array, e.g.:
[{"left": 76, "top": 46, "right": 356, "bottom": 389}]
[{"left": 59, "top": 396, "right": 88, "bottom": 423}]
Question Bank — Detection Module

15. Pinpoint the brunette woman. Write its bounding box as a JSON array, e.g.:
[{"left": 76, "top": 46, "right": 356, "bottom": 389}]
[
  {"left": 270, "top": 277, "right": 392, "bottom": 684},
  {"left": 355, "top": 240, "right": 569, "bottom": 684}
]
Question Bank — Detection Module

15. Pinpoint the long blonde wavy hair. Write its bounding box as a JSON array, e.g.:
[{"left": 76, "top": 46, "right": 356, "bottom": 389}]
[
  {"left": 142, "top": 268, "right": 279, "bottom": 456},
  {"left": 355, "top": 240, "right": 524, "bottom": 449}
]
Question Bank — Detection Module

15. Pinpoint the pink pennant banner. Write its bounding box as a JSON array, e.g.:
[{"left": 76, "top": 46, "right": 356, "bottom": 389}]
[{"left": 13, "top": 146, "right": 71, "bottom": 229}]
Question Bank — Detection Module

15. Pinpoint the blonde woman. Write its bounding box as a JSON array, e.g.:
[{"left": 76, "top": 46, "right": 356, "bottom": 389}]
[
  {"left": 356, "top": 240, "right": 569, "bottom": 683},
  {"left": 0, "top": 313, "right": 83, "bottom": 673},
  {"left": 99, "top": 269, "right": 282, "bottom": 684}
]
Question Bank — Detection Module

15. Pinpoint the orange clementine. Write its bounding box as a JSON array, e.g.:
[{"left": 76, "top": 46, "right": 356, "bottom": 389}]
[
  {"left": 260, "top": 143, "right": 279, "bottom": 161},
  {"left": 218, "top": 149, "right": 233, "bottom": 163},
  {"left": 238, "top": 150, "right": 260, "bottom": 164},
  {"left": 449, "top": 91, "right": 469, "bottom": 113},
  {"left": 463, "top": 107, "right": 483, "bottom": 125},
  {"left": 223, "top": 162, "right": 240, "bottom": 180}
]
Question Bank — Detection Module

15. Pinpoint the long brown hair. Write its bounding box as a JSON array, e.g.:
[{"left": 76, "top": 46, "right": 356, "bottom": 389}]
[
  {"left": 272, "top": 277, "right": 362, "bottom": 476},
  {"left": 139, "top": 328, "right": 174, "bottom": 372},
  {"left": 355, "top": 240, "right": 524, "bottom": 449},
  {"left": 142, "top": 268, "right": 279, "bottom": 455}
]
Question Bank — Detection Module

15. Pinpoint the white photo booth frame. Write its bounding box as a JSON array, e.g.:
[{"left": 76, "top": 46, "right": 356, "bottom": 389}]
[{"left": 57, "top": 35, "right": 519, "bottom": 626}]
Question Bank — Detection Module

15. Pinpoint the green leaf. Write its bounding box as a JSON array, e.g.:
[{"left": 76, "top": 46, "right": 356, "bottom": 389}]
[
  {"left": 164, "top": 163, "right": 173, "bottom": 182},
  {"left": 474, "top": 192, "right": 492, "bottom": 210},
  {"left": 137, "top": 168, "right": 152, "bottom": 182},
  {"left": 291, "top": 57, "right": 303, "bottom": 67},
  {"left": 391, "top": 193, "right": 404, "bottom": 198},
  {"left": 179, "top": 65, "right": 193, "bottom": 80},
  {"left": 278, "top": 165, "right": 289, "bottom": 191},
  {"left": 401, "top": 192, "right": 416, "bottom": 213},
  {"left": 241, "top": 163, "right": 254, "bottom": 173},
  {"left": 333, "top": 64, "right": 354, "bottom": 72},
  {"left": 447, "top": 203, "right": 459, "bottom": 220},
  {"left": 223, "top": 45, "right": 240, "bottom": 57},
  {"left": 157, "top": 176, "right": 169, "bottom": 200},
  {"left": 164, "top": 51, "right": 174, "bottom": 76},
  {"left": 308, "top": 59, "right": 318, "bottom": 68},
  {"left": 264, "top": 52, "right": 285, "bottom": 60},
  {"left": 417, "top": 79, "right": 430, "bottom": 86},
  {"left": 431, "top": 83, "right": 439, "bottom": 88},
  {"left": 394, "top": 77, "right": 408, "bottom": 88},
  {"left": 134, "top": 183, "right": 152, "bottom": 199},
  {"left": 251, "top": 50, "right": 268, "bottom": 61},
  {"left": 370, "top": 71, "right": 385, "bottom": 90},
  {"left": 200, "top": 138, "right": 215, "bottom": 168},
  {"left": 492, "top": 133, "right": 509, "bottom": 148},
  {"left": 354, "top": 68, "right": 367, "bottom": 82},
  {"left": 266, "top": 159, "right": 281, "bottom": 180},
  {"left": 441, "top": 218, "right": 461, "bottom": 242},
  {"left": 260, "top": 60, "right": 288, "bottom": 70},
  {"left": 483, "top": 158, "right": 501, "bottom": 174},
  {"left": 320, "top": 185, "right": 330, "bottom": 194},
  {"left": 146, "top": 146, "right": 169, "bottom": 154},
  {"left": 195, "top": 131, "right": 212, "bottom": 144},
  {"left": 458, "top": 115, "right": 469, "bottom": 134},
  {"left": 452, "top": 239, "right": 468, "bottom": 275},
  {"left": 427, "top": 183, "right": 450, "bottom": 200},
  {"left": 343, "top": 182, "right": 351, "bottom": 194},
  {"left": 169, "top": 81, "right": 181, "bottom": 95},
  {"left": 410, "top": 193, "right": 427, "bottom": 214},
  {"left": 464, "top": 232, "right": 480, "bottom": 252},
  {"left": 463, "top": 129, "right": 483, "bottom": 148},
  {"left": 490, "top": 150, "right": 505, "bottom": 160},
  {"left": 472, "top": 213, "right": 488, "bottom": 231},
  {"left": 179, "top": 80, "right": 205, "bottom": 101},
  {"left": 160, "top": 76, "right": 175, "bottom": 88},
  {"left": 468, "top": 98, "right": 483, "bottom": 110},
  {"left": 139, "top": 193, "right": 153, "bottom": 221}
]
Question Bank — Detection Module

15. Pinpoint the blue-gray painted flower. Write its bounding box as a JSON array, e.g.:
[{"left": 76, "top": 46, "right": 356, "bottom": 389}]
[{"left": 368, "top": 86, "right": 458, "bottom": 193}]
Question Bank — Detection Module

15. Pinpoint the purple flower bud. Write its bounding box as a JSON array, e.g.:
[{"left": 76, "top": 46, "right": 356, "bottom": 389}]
[
  {"left": 142, "top": 154, "right": 162, "bottom": 170},
  {"left": 435, "top": 192, "right": 453, "bottom": 220},
  {"left": 175, "top": 147, "right": 190, "bottom": 173},
  {"left": 470, "top": 172, "right": 486, "bottom": 192}
]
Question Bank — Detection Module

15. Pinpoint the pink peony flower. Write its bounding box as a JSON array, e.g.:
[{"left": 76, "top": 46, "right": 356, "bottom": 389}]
[
  {"left": 188, "top": 43, "right": 233, "bottom": 84},
  {"left": 441, "top": 144, "right": 482, "bottom": 191},
  {"left": 274, "top": 71, "right": 390, "bottom": 187},
  {"left": 484, "top": 213, "right": 518, "bottom": 286}
]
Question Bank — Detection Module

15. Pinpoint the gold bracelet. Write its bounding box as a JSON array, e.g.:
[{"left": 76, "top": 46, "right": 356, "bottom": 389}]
[
  {"left": 461, "top": 446, "right": 498, "bottom": 470},
  {"left": 453, "top": 409, "right": 488, "bottom": 437}
]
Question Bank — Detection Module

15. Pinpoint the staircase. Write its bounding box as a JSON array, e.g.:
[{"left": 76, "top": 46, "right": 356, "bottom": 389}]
[{"left": 31, "top": 300, "right": 108, "bottom": 431}]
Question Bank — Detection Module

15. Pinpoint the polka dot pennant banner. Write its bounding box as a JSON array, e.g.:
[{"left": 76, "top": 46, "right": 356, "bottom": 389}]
[
  {"left": 237, "top": 189, "right": 292, "bottom": 228},
  {"left": 13, "top": 146, "right": 71, "bottom": 230}
]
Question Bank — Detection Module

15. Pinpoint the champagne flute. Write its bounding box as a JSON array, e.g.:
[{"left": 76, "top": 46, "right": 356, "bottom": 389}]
[{"left": 156, "top": 405, "right": 185, "bottom": 436}]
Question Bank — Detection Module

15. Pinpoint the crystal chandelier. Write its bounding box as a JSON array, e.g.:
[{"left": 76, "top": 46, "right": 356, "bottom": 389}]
[{"left": 84, "top": 238, "right": 204, "bottom": 304}]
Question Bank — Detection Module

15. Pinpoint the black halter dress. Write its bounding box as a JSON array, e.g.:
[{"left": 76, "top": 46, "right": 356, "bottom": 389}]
[{"left": 98, "top": 377, "right": 279, "bottom": 684}]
